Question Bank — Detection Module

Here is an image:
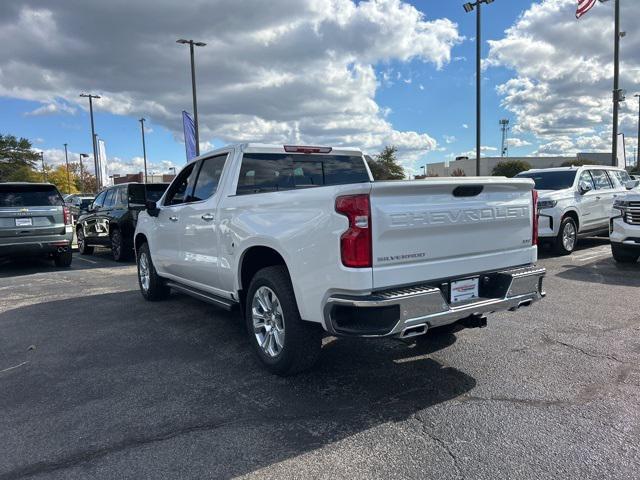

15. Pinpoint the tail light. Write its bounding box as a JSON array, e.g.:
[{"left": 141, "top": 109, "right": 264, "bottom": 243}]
[
  {"left": 532, "top": 189, "right": 539, "bottom": 245},
  {"left": 63, "top": 206, "right": 71, "bottom": 225},
  {"left": 335, "top": 194, "right": 372, "bottom": 268}
]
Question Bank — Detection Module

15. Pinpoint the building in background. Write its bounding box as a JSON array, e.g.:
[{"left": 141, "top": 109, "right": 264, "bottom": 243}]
[
  {"left": 111, "top": 172, "right": 176, "bottom": 185},
  {"left": 425, "top": 153, "right": 612, "bottom": 177}
]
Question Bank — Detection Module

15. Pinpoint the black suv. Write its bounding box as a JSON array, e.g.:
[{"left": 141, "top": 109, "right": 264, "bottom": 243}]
[{"left": 76, "top": 183, "right": 168, "bottom": 261}]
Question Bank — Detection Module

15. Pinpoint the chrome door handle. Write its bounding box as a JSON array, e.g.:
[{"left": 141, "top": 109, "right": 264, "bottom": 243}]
[
  {"left": 201, "top": 213, "right": 215, "bottom": 221},
  {"left": 169, "top": 216, "right": 178, "bottom": 222}
]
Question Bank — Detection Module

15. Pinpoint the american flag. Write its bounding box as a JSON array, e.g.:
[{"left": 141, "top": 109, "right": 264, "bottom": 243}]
[{"left": 576, "top": 0, "right": 597, "bottom": 19}]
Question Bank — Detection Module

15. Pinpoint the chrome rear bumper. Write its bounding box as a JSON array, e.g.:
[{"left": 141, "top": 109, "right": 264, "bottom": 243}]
[{"left": 324, "top": 266, "right": 546, "bottom": 338}]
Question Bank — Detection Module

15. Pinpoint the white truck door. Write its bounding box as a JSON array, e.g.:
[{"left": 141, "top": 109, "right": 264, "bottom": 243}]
[
  {"left": 174, "top": 154, "right": 229, "bottom": 291},
  {"left": 153, "top": 162, "right": 199, "bottom": 274},
  {"left": 589, "top": 169, "right": 616, "bottom": 228},
  {"left": 575, "top": 170, "right": 598, "bottom": 231}
]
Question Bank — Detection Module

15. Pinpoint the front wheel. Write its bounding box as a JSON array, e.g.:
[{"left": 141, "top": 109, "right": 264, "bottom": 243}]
[
  {"left": 245, "top": 266, "right": 322, "bottom": 376},
  {"left": 611, "top": 243, "right": 639, "bottom": 263},
  {"left": 136, "top": 242, "right": 170, "bottom": 301},
  {"left": 554, "top": 217, "right": 578, "bottom": 255}
]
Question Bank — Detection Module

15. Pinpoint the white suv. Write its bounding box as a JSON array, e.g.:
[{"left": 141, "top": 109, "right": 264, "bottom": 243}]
[
  {"left": 610, "top": 191, "right": 640, "bottom": 263},
  {"left": 517, "top": 166, "right": 636, "bottom": 255}
]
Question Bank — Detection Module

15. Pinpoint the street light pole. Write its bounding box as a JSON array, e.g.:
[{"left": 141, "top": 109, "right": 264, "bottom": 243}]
[
  {"left": 64, "top": 143, "right": 70, "bottom": 193},
  {"left": 634, "top": 94, "right": 640, "bottom": 167},
  {"left": 79, "top": 93, "right": 101, "bottom": 184},
  {"left": 611, "top": 0, "right": 621, "bottom": 167},
  {"left": 177, "top": 39, "right": 206, "bottom": 157},
  {"left": 139, "top": 118, "right": 148, "bottom": 184},
  {"left": 464, "top": 0, "right": 495, "bottom": 176}
]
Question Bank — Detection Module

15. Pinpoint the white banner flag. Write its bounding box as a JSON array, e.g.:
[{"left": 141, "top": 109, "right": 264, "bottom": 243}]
[
  {"left": 617, "top": 133, "right": 626, "bottom": 169},
  {"left": 97, "top": 139, "right": 110, "bottom": 187}
]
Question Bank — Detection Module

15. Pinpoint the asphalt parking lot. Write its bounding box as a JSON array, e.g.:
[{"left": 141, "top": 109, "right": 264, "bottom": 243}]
[{"left": 1, "top": 240, "right": 639, "bottom": 480}]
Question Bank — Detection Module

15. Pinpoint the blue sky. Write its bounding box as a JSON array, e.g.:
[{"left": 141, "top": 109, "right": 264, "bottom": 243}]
[{"left": 0, "top": 0, "right": 637, "bottom": 176}]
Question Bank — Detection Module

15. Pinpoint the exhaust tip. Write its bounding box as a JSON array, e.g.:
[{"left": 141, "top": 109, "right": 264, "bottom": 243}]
[{"left": 401, "top": 324, "right": 428, "bottom": 338}]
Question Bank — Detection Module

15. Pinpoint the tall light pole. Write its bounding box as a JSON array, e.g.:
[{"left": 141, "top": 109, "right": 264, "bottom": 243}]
[
  {"left": 611, "top": 0, "right": 622, "bottom": 167},
  {"left": 63, "top": 143, "right": 71, "bottom": 193},
  {"left": 79, "top": 93, "right": 101, "bottom": 184},
  {"left": 139, "top": 118, "right": 148, "bottom": 183},
  {"left": 464, "top": 0, "right": 495, "bottom": 176},
  {"left": 79, "top": 153, "right": 89, "bottom": 193},
  {"left": 177, "top": 38, "right": 206, "bottom": 157},
  {"left": 634, "top": 94, "right": 640, "bottom": 167}
]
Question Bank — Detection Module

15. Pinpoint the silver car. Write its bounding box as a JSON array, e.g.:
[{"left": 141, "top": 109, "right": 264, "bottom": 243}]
[{"left": 0, "top": 183, "right": 73, "bottom": 267}]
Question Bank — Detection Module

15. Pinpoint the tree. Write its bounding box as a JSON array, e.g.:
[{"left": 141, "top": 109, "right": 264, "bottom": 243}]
[
  {"left": 0, "top": 134, "right": 41, "bottom": 182},
  {"left": 69, "top": 162, "right": 98, "bottom": 193},
  {"left": 451, "top": 167, "right": 466, "bottom": 177},
  {"left": 47, "top": 165, "right": 79, "bottom": 195},
  {"left": 366, "top": 146, "right": 405, "bottom": 180},
  {"left": 492, "top": 160, "right": 532, "bottom": 178}
]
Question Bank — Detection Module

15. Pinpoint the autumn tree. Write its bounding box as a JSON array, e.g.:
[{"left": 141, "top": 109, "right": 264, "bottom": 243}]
[{"left": 450, "top": 167, "right": 466, "bottom": 177}]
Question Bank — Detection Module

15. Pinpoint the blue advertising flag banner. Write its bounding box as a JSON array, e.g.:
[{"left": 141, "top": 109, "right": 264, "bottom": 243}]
[{"left": 182, "top": 110, "right": 197, "bottom": 161}]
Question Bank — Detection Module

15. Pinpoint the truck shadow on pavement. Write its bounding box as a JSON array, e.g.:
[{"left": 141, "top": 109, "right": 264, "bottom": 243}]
[
  {"left": 556, "top": 256, "right": 640, "bottom": 287},
  {"left": 0, "top": 252, "right": 130, "bottom": 278},
  {"left": 0, "top": 290, "right": 476, "bottom": 479}
]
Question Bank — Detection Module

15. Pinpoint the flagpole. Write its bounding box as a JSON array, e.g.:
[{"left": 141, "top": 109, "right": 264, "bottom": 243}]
[{"left": 611, "top": 0, "right": 620, "bottom": 167}]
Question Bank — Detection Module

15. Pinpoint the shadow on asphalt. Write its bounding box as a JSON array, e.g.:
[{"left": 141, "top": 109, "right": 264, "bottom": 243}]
[
  {"left": 0, "top": 290, "right": 476, "bottom": 478},
  {"left": 556, "top": 256, "right": 640, "bottom": 286},
  {"left": 0, "top": 250, "right": 133, "bottom": 278},
  {"left": 537, "top": 236, "right": 610, "bottom": 260}
]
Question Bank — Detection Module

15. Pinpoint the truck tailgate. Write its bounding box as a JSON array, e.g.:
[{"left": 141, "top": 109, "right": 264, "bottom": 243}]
[{"left": 370, "top": 178, "right": 537, "bottom": 289}]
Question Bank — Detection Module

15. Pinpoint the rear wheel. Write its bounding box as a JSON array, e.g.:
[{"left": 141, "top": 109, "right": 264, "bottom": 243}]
[
  {"left": 554, "top": 217, "right": 578, "bottom": 255},
  {"left": 110, "top": 228, "right": 132, "bottom": 262},
  {"left": 77, "top": 228, "right": 94, "bottom": 255},
  {"left": 136, "top": 242, "right": 170, "bottom": 301},
  {"left": 245, "top": 265, "right": 322, "bottom": 376},
  {"left": 53, "top": 250, "right": 72, "bottom": 268},
  {"left": 611, "top": 243, "right": 639, "bottom": 263}
]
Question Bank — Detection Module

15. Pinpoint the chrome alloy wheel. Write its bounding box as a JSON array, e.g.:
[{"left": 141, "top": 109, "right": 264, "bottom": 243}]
[
  {"left": 252, "top": 286, "right": 285, "bottom": 358},
  {"left": 562, "top": 222, "right": 576, "bottom": 251},
  {"left": 138, "top": 252, "right": 150, "bottom": 292}
]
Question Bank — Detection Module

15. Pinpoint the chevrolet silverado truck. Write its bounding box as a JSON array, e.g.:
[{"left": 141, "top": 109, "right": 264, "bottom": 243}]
[{"left": 134, "top": 144, "right": 546, "bottom": 375}]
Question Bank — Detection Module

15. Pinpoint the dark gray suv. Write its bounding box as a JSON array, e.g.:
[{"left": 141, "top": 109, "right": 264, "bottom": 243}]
[{"left": 0, "top": 183, "right": 73, "bottom": 267}]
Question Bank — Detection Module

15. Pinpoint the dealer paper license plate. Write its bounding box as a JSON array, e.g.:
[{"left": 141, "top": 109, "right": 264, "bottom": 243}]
[
  {"left": 15, "top": 217, "right": 33, "bottom": 227},
  {"left": 450, "top": 277, "right": 479, "bottom": 303}
]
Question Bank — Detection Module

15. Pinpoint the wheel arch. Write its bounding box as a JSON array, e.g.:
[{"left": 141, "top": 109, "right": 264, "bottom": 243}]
[
  {"left": 562, "top": 209, "right": 580, "bottom": 231},
  {"left": 134, "top": 232, "right": 148, "bottom": 252},
  {"left": 238, "top": 246, "right": 293, "bottom": 310}
]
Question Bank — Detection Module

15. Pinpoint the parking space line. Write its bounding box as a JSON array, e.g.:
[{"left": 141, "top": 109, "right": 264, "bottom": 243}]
[
  {"left": 76, "top": 257, "right": 98, "bottom": 264},
  {"left": 0, "top": 361, "right": 29, "bottom": 374}
]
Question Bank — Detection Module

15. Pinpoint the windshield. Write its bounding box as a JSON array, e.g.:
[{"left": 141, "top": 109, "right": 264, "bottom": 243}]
[
  {"left": 0, "top": 184, "right": 64, "bottom": 207},
  {"left": 516, "top": 171, "right": 577, "bottom": 190}
]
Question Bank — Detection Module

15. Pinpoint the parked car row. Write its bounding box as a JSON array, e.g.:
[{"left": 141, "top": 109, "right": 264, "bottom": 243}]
[{"left": 516, "top": 165, "right": 638, "bottom": 255}]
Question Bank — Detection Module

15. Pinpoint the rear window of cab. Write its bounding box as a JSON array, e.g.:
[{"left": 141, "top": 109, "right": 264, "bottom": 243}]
[{"left": 236, "top": 153, "right": 369, "bottom": 195}]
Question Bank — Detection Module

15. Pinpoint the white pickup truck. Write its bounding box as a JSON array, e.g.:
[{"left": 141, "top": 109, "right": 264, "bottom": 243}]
[{"left": 134, "top": 144, "right": 545, "bottom": 375}]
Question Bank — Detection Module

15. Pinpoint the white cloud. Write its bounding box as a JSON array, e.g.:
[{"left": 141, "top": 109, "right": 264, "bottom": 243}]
[
  {"left": 443, "top": 135, "right": 456, "bottom": 144},
  {"left": 506, "top": 137, "right": 532, "bottom": 148},
  {"left": 462, "top": 123, "right": 469, "bottom": 129},
  {"left": 24, "top": 101, "right": 76, "bottom": 117},
  {"left": 487, "top": 0, "right": 640, "bottom": 154},
  {"left": 0, "top": 0, "right": 462, "bottom": 171}
]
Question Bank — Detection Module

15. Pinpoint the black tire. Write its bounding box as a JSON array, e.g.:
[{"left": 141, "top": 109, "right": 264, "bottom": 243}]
[
  {"left": 554, "top": 217, "right": 578, "bottom": 255},
  {"left": 77, "top": 228, "right": 94, "bottom": 255},
  {"left": 110, "top": 228, "right": 132, "bottom": 262},
  {"left": 611, "top": 243, "right": 639, "bottom": 263},
  {"left": 53, "top": 250, "right": 73, "bottom": 268},
  {"left": 245, "top": 265, "right": 322, "bottom": 376},
  {"left": 136, "top": 242, "right": 170, "bottom": 301}
]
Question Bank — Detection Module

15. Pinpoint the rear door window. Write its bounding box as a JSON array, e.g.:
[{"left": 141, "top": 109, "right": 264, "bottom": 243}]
[
  {"left": 236, "top": 153, "right": 369, "bottom": 195},
  {"left": 190, "top": 154, "right": 228, "bottom": 202},
  {"left": 589, "top": 170, "right": 613, "bottom": 190},
  {"left": 0, "top": 185, "right": 63, "bottom": 207}
]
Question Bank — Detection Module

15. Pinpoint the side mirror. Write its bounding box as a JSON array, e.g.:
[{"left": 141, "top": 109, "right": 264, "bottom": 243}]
[
  {"left": 625, "top": 179, "right": 639, "bottom": 190},
  {"left": 146, "top": 200, "right": 160, "bottom": 217},
  {"left": 578, "top": 181, "right": 592, "bottom": 195}
]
